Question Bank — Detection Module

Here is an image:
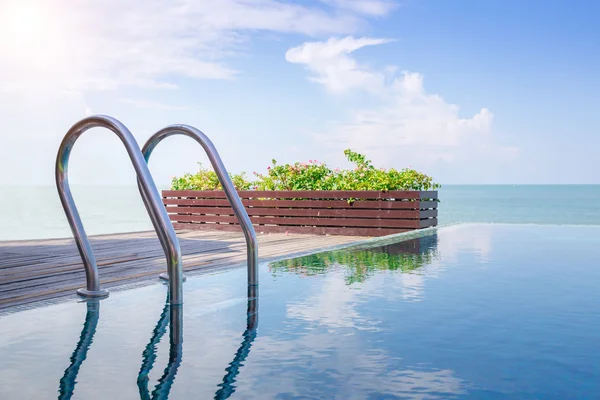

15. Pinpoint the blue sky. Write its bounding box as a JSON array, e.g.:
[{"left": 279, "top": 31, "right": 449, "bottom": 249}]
[{"left": 0, "top": 0, "right": 598, "bottom": 185}]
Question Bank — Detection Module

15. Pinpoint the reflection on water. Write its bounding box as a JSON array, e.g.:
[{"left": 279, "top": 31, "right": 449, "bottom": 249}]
[
  {"left": 137, "top": 295, "right": 183, "bottom": 400},
  {"left": 269, "top": 233, "right": 439, "bottom": 285},
  {"left": 58, "top": 300, "right": 100, "bottom": 399},
  {"left": 3, "top": 225, "right": 600, "bottom": 398},
  {"left": 215, "top": 288, "right": 258, "bottom": 400},
  {"left": 55, "top": 290, "right": 259, "bottom": 399},
  {"left": 57, "top": 296, "right": 184, "bottom": 400},
  {"left": 138, "top": 298, "right": 170, "bottom": 398}
]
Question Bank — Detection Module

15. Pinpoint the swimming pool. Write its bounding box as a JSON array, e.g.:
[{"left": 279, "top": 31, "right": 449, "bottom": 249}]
[{"left": 1, "top": 224, "right": 599, "bottom": 399}]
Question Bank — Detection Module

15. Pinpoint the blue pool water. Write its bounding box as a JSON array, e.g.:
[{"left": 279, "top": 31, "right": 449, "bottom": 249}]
[{"left": 1, "top": 224, "right": 599, "bottom": 399}]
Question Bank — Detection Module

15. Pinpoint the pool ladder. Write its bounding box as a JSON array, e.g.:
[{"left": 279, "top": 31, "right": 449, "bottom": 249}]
[{"left": 55, "top": 115, "right": 258, "bottom": 305}]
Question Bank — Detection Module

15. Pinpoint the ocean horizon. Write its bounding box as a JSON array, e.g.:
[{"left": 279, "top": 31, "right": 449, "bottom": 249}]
[{"left": 1, "top": 184, "right": 599, "bottom": 241}]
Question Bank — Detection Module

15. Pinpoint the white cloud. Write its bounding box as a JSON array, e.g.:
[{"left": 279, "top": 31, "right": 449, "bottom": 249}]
[
  {"left": 286, "top": 37, "right": 517, "bottom": 168},
  {"left": 0, "top": 0, "right": 393, "bottom": 92},
  {"left": 286, "top": 36, "right": 392, "bottom": 93}
]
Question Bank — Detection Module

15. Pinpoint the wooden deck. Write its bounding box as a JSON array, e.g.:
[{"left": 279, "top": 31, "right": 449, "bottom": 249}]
[{"left": 0, "top": 230, "right": 366, "bottom": 311}]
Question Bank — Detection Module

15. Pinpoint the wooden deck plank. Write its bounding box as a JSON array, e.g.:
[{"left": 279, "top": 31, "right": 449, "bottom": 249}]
[
  {"left": 0, "top": 234, "right": 318, "bottom": 292},
  {"left": 0, "top": 230, "right": 365, "bottom": 310}
]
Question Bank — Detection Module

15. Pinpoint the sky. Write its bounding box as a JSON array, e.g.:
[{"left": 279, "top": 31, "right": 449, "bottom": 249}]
[{"left": 0, "top": 0, "right": 598, "bottom": 186}]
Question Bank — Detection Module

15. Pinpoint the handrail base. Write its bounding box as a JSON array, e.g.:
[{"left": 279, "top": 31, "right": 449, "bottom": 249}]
[
  {"left": 77, "top": 288, "right": 110, "bottom": 298},
  {"left": 158, "top": 273, "right": 187, "bottom": 282}
]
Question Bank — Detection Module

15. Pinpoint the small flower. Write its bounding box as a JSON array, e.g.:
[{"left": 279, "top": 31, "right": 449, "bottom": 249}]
[{"left": 267, "top": 166, "right": 271, "bottom": 170}]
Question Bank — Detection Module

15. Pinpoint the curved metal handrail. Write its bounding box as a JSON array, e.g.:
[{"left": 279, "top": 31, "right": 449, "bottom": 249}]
[
  {"left": 140, "top": 125, "right": 258, "bottom": 293},
  {"left": 55, "top": 115, "right": 184, "bottom": 305}
]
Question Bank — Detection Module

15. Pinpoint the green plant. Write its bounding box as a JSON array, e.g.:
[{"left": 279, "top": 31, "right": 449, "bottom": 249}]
[
  {"left": 253, "top": 150, "right": 440, "bottom": 192},
  {"left": 252, "top": 159, "right": 334, "bottom": 191},
  {"left": 171, "top": 163, "right": 252, "bottom": 191},
  {"left": 170, "top": 150, "right": 440, "bottom": 193}
]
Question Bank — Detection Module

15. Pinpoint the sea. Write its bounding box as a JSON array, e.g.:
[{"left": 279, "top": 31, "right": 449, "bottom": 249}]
[{"left": 1, "top": 185, "right": 599, "bottom": 241}]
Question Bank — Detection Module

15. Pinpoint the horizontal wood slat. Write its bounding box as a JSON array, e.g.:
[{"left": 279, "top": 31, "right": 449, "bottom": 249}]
[
  {"left": 163, "top": 190, "right": 438, "bottom": 200},
  {"left": 172, "top": 223, "right": 411, "bottom": 237},
  {"left": 169, "top": 214, "right": 423, "bottom": 229},
  {"left": 164, "top": 206, "right": 437, "bottom": 219},
  {"left": 164, "top": 190, "right": 437, "bottom": 237},
  {"left": 163, "top": 198, "right": 438, "bottom": 210}
]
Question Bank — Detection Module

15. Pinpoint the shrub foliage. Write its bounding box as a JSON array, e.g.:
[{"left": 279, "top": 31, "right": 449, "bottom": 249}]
[{"left": 171, "top": 149, "right": 440, "bottom": 192}]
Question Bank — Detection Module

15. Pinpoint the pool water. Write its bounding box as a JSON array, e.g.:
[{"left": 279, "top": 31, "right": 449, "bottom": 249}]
[{"left": 1, "top": 224, "right": 599, "bottom": 399}]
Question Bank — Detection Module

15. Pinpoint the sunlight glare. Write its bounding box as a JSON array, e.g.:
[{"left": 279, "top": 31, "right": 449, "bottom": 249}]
[
  {"left": 8, "top": 3, "right": 44, "bottom": 42},
  {"left": 0, "top": 0, "right": 69, "bottom": 78}
]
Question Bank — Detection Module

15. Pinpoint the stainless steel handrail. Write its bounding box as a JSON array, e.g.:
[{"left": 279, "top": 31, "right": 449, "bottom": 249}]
[
  {"left": 140, "top": 125, "right": 258, "bottom": 294},
  {"left": 55, "top": 115, "right": 184, "bottom": 305}
]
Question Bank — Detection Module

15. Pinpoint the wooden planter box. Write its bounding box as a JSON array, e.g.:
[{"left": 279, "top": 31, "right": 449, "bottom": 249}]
[{"left": 162, "top": 190, "right": 438, "bottom": 237}]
